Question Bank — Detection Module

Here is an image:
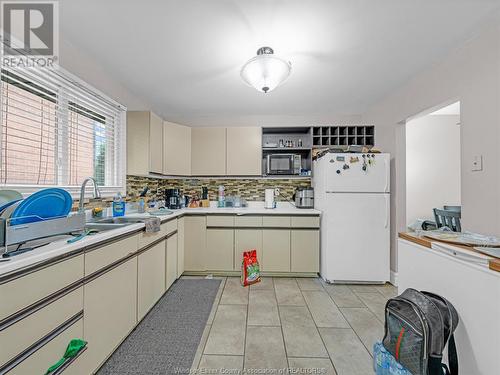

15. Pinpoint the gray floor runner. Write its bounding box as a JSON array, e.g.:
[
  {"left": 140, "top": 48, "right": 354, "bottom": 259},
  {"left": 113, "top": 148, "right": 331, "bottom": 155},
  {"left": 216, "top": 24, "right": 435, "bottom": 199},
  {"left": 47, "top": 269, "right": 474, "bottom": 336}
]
[{"left": 97, "top": 278, "right": 221, "bottom": 375}]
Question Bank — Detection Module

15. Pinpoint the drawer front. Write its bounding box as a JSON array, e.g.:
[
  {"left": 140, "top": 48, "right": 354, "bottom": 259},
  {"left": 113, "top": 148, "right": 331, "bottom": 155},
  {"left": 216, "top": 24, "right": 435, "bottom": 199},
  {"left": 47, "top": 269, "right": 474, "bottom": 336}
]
[
  {"left": 262, "top": 216, "right": 291, "bottom": 228},
  {"left": 138, "top": 224, "right": 168, "bottom": 249},
  {"left": 85, "top": 234, "right": 139, "bottom": 275},
  {"left": 7, "top": 318, "right": 83, "bottom": 375},
  {"left": 206, "top": 215, "right": 234, "bottom": 227},
  {"left": 291, "top": 216, "right": 320, "bottom": 228},
  {"left": 234, "top": 215, "right": 262, "bottom": 227},
  {"left": 163, "top": 218, "right": 177, "bottom": 235},
  {"left": 0, "top": 254, "right": 84, "bottom": 322},
  {"left": 0, "top": 287, "right": 83, "bottom": 367}
]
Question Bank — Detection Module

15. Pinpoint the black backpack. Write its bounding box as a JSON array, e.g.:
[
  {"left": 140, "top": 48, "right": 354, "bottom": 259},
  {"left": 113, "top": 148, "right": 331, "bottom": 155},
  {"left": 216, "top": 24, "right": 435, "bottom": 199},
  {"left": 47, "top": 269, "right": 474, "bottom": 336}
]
[{"left": 383, "top": 288, "right": 459, "bottom": 375}]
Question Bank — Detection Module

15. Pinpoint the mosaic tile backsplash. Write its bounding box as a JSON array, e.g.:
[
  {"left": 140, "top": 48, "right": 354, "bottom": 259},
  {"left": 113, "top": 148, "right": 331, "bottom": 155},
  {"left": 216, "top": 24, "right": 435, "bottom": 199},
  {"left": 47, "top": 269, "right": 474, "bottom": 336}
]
[{"left": 126, "top": 175, "right": 312, "bottom": 202}]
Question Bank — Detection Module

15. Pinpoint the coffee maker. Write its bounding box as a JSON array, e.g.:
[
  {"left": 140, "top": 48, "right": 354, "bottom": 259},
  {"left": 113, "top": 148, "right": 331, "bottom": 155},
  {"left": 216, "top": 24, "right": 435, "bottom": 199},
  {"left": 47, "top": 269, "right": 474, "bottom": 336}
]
[{"left": 165, "top": 188, "right": 181, "bottom": 209}]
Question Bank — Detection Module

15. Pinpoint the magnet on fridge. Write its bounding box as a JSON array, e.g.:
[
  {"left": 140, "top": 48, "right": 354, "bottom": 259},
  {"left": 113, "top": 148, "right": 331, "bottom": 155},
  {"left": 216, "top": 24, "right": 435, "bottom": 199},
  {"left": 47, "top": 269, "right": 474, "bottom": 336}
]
[
  {"left": 329, "top": 159, "right": 335, "bottom": 163},
  {"left": 336, "top": 170, "right": 341, "bottom": 174},
  {"left": 350, "top": 156, "right": 359, "bottom": 163},
  {"left": 343, "top": 164, "right": 349, "bottom": 170}
]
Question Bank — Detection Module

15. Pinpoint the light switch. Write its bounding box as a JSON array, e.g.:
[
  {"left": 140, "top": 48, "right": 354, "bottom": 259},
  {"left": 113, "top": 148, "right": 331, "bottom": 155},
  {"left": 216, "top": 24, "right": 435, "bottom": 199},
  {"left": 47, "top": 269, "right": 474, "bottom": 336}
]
[{"left": 472, "top": 155, "right": 483, "bottom": 171}]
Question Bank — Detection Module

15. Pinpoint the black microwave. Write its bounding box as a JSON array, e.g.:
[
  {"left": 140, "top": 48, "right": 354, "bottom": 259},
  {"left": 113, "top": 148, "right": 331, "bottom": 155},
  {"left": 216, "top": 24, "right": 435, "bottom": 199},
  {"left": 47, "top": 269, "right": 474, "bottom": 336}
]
[{"left": 266, "top": 154, "right": 301, "bottom": 175}]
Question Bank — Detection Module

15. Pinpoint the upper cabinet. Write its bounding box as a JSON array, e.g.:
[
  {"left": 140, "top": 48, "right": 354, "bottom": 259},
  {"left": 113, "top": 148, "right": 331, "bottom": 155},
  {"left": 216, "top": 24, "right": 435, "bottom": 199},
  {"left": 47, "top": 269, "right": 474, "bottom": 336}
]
[
  {"left": 226, "top": 127, "right": 262, "bottom": 176},
  {"left": 191, "top": 127, "right": 227, "bottom": 176},
  {"left": 163, "top": 121, "right": 191, "bottom": 176},
  {"left": 127, "top": 111, "right": 163, "bottom": 175}
]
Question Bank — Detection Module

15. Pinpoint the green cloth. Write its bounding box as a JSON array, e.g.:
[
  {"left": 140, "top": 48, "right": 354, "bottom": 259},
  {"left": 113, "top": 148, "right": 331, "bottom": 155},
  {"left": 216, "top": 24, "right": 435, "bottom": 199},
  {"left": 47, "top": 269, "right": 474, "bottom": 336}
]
[{"left": 45, "top": 339, "right": 87, "bottom": 374}]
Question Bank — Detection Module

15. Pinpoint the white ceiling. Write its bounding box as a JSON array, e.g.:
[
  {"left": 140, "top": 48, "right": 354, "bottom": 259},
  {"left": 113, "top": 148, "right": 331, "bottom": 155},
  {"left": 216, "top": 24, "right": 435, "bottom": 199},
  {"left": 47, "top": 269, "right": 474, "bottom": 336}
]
[
  {"left": 430, "top": 102, "right": 461, "bottom": 116},
  {"left": 60, "top": 0, "right": 500, "bottom": 126}
]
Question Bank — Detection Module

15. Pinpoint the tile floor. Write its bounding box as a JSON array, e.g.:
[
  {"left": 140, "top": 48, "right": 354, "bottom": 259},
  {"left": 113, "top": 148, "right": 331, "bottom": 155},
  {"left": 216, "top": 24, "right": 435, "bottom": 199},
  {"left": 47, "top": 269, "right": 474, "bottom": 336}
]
[{"left": 191, "top": 277, "right": 397, "bottom": 375}]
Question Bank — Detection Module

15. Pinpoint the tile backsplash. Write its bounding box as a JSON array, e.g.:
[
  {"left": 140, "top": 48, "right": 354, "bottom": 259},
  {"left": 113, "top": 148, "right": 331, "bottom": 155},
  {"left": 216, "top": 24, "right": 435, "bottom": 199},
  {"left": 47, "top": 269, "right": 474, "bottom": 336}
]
[{"left": 126, "top": 175, "right": 311, "bottom": 202}]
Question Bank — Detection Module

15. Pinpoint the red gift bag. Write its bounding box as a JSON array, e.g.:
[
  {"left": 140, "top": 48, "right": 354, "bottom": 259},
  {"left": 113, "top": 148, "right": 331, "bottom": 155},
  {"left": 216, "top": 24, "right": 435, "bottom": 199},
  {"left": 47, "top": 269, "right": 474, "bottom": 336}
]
[{"left": 241, "top": 250, "right": 261, "bottom": 287}]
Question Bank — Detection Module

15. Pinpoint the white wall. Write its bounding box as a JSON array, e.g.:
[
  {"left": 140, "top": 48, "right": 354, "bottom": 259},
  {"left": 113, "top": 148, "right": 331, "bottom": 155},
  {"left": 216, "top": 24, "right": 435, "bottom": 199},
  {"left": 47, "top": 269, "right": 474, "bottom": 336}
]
[
  {"left": 406, "top": 114, "right": 461, "bottom": 225},
  {"left": 58, "top": 38, "right": 148, "bottom": 110},
  {"left": 361, "top": 15, "right": 500, "bottom": 274}
]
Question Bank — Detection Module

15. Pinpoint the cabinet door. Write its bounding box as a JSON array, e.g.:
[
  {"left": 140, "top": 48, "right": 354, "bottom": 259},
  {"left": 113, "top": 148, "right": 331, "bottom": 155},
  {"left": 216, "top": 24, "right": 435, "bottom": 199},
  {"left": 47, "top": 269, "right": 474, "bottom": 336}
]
[
  {"left": 191, "top": 127, "right": 226, "bottom": 175},
  {"left": 226, "top": 127, "right": 262, "bottom": 175},
  {"left": 138, "top": 241, "right": 166, "bottom": 320},
  {"left": 234, "top": 229, "right": 263, "bottom": 271},
  {"left": 206, "top": 229, "right": 234, "bottom": 271},
  {"left": 184, "top": 216, "right": 206, "bottom": 271},
  {"left": 9, "top": 318, "right": 83, "bottom": 375},
  {"left": 81, "top": 257, "right": 137, "bottom": 374},
  {"left": 166, "top": 233, "right": 178, "bottom": 290},
  {"left": 177, "top": 217, "right": 185, "bottom": 277},
  {"left": 126, "top": 111, "right": 150, "bottom": 175},
  {"left": 163, "top": 121, "right": 191, "bottom": 175},
  {"left": 149, "top": 112, "right": 163, "bottom": 173},
  {"left": 291, "top": 230, "right": 319, "bottom": 273},
  {"left": 262, "top": 229, "right": 291, "bottom": 272}
]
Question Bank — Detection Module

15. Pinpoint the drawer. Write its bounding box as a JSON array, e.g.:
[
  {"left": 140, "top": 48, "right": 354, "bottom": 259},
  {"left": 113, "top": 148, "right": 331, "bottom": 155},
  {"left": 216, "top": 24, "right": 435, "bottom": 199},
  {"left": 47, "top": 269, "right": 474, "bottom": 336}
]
[
  {"left": 262, "top": 216, "right": 291, "bottom": 228},
  {"left": 234, "top": 215, "right": 262, "bottom": 227},
  {"left": 7, "top": 317, "right": 83, "bottom": 375},
  {"left": 85, "top": 234, "right": 139, "bottom": 275},
  {"left": 163, "top": 218, "right": 177, "bottom": 235},
  {"left": 206, "top": 215, "right": 234, "bottom": 227},
  {"left": 0, "top": 254, "right": 84, "bottom": 322},
  {"left": 291, "top": 216, "right": 320, "bottom": 228},
  {"left": 0, "top": 287, "right": 83, "bottom": 367},
  {"left": 138, "top": 223, "right": 168, "bottom": 249}
]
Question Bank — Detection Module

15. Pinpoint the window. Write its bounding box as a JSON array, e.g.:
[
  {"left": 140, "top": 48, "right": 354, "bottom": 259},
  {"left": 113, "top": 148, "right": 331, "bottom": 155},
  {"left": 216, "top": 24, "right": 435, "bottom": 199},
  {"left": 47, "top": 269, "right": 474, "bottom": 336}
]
[{"left": 0, "top": 68, "right": 126, "bottom": 195}]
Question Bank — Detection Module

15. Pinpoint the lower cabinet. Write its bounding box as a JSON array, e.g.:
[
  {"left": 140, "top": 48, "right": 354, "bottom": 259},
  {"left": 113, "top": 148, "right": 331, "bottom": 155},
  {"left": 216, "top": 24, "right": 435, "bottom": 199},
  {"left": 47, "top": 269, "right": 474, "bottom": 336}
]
[
  {"left": 234, "top": 229, "right": 263, "bottom": 271},
  {"left": 8, "top": 318, "right": 84, "bottom": 375},
  {"left": 206, "top": 229, "right": 234, "bottom": 271},
  {"left": 184, "top": 216, "right": 206, "bottom": 271},
  {"left": 138, "top": 241, "right": 166, "bottom": 320},
  {"left": 165, "top": 233, "right": 178, "bottom": 290},
  {"left": 81, "top": 256, "right": 138, "bottom": 374},
  {"left": 291, "top": 230, "right": 320, "bottom": 272},
  {"left": 262, "top": 229, "right": 291, "bottom": 272},
  {"left": 177, "top": 217, "right": 185, "bottom": 278}
]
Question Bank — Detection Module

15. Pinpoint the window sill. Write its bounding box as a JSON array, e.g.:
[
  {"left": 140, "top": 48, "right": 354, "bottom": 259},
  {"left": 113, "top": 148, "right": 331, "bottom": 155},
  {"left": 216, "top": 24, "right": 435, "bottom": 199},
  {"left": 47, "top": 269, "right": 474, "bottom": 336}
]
[{"left": 0, "top": 184, "right": 126, "bottom": 199}]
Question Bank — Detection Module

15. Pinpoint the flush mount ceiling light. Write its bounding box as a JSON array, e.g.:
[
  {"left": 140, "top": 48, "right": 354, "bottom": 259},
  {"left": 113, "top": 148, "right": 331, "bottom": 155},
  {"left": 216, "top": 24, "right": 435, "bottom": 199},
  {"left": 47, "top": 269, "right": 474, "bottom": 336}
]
[{"left": 240, "top": 47, "right": 292, "bottom": 93}]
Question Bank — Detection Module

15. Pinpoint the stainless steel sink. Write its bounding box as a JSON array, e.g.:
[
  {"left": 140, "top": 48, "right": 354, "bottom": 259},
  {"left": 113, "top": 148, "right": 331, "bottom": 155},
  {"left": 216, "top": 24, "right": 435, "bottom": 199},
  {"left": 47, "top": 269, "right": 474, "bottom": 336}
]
[
  {"left": 85, "top": 222, "right": 130, "bottom": 231},
  {"left": 91, "top": 216, "right": 152, "bottom": 224}
]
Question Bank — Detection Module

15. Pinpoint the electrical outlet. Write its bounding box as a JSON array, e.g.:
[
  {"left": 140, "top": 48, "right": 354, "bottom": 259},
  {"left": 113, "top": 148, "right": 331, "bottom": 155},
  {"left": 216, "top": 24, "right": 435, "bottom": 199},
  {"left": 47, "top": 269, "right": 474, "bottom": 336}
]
[
  {"left": 274, "top": 188, "right": 280, "bottom": 196},
  {"left": 472, "top": 155, "right": 483, "bottom": 171}
]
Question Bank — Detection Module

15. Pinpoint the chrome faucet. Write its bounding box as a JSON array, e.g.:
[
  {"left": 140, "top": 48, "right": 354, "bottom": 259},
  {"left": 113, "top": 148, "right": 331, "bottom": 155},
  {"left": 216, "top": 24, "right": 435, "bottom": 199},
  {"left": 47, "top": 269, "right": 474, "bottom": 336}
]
[{"left": 79, "top": 177, "right": 101, "bottom": 213}]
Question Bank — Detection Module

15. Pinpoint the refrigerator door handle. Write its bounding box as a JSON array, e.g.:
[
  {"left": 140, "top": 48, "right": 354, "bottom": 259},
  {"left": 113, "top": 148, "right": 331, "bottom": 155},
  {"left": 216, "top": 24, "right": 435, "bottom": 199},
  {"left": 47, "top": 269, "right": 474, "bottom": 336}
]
[
  {"left": 384, "top": 194, "right": 389, "bottom": 228},
  {"left": 384, "top": 158, "right": 389, "bottom": 193}
]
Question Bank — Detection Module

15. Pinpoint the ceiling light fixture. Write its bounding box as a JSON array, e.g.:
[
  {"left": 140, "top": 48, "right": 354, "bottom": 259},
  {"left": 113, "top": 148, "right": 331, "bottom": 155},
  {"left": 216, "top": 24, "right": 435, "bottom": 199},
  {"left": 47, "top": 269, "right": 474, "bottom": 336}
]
[{"left": 240, "top": 47, "right": 292, "bottom": 93}]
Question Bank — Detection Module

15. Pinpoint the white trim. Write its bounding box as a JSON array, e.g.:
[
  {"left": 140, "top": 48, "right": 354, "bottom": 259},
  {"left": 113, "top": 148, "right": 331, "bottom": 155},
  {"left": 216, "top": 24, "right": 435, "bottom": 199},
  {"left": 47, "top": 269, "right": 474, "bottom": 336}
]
[
  {"left": 390, "top": 270, "right": 398, "bottom": 287},
  {"left": 0, "top": 184, "right": 125, "bottom": 199}
]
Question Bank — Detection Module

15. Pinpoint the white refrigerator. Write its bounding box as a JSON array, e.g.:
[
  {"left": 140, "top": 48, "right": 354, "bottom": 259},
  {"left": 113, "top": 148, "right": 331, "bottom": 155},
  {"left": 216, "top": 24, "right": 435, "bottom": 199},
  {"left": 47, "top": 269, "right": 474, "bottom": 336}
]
[{"left": 313, "top": 152, "right": 390, "bottom": 283}]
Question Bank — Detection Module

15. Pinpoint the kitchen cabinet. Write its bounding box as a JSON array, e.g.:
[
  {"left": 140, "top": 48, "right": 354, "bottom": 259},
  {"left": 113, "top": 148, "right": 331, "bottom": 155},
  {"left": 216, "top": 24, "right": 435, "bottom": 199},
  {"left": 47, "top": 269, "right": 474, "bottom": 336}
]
[
  {"left": 127, "top": 111, "right": 163, "bottom": 175},
  {"left": 163, "top": 121, "right": 191, "bottom": 175},
  {"left": 226, "top": 127, "right": 262, "bottom": 175},
  {"left": 8, "top": 317, "right": 83, "bottom": 375},
  {"left": 183, "top": 216, "right": 207, "bottom": 271},
  {"left": 177, "top": 216, "right": 185, "bottom": 277},
  {"left": 165, "top": 233, "right": 178, "bottom": 290},
  {"left": 206, "top": 229, "right": 234, "bottom": 271},
  {"left": 81, "top": 256, "right": 137, "bottom": 374},
  {"left": 234, "top": 229, "right": 263, "bottom": 271},
  {"left": 262, "top": 229, "right": 291, "bottom": 272},
  {"left": 291, "top": 230, "right": 319, "bottom": 272},
  {"left": 0, "top": 254, "right": 83, "bottom": 322},
  {"left": 0, "top": 287, "right": 83, "bottom": 369},
  {"left": 138, "top": 241, "right": 166, "bottom": 320},
  {"left": 191, "top": 127, "right": 226, "bottom": 175}
]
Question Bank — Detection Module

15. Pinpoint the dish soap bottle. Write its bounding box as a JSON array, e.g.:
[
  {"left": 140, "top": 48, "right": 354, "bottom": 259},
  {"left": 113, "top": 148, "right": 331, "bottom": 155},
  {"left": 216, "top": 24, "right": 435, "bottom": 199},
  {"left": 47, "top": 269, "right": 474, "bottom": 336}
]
[
  {"left": 217, "top": 185, "right": 225, "bottom": 208},
  {"left": 113, "top": 192, "right": 125, "bottom": 217}
]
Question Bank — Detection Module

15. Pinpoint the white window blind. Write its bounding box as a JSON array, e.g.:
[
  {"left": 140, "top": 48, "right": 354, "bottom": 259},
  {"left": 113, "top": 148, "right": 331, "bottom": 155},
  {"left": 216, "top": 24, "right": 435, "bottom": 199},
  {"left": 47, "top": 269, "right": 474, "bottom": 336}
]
[{"left": 0, "top": 67, "right": 126, "bottom": 194}]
